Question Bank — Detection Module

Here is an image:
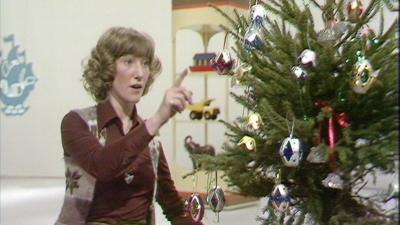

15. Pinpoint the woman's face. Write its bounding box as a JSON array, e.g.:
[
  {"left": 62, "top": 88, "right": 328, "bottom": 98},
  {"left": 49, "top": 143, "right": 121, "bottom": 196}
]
[{"left": 110, "top": 54, "right": 150, "bottom": 105}]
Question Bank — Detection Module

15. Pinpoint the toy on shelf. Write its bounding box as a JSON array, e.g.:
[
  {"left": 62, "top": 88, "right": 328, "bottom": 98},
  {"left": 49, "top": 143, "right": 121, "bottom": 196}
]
[
  {"left": 184, "top": 135, "right": 215, "bottom": 156},
  {"left": 186, "top": 98, "right": 220, "bottom": 120},
  {"left": 183, "top": 135, "right": 216, "bottom": 178},
  {"left": 189, "top": 53, "right": 217, "bottom": 72}
]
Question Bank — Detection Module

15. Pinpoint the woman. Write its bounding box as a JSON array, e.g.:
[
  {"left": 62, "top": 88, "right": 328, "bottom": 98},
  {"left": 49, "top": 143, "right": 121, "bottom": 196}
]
[{"left": 55, "top": 26, "right": 203, "bottom": 225}]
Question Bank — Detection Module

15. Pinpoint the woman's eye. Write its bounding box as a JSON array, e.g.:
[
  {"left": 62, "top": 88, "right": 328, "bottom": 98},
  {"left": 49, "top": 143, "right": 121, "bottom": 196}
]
[{"left": 124, "top": 59, "right": 133, "bottom": 64}]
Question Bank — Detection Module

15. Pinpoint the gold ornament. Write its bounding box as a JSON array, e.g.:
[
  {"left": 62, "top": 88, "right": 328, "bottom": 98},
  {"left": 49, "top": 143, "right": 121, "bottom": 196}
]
[
  {"left": 231, "top": 63, "right": 252, "bottom": 87},
  {"left": 352, "top": 59, "right": 380, "bottom": 94},
  {"left": 247, "top": 113, "right": 263, "bottom": 130},
  {"left": 237, "top": 136, "right": 256, "bottom": 151}
]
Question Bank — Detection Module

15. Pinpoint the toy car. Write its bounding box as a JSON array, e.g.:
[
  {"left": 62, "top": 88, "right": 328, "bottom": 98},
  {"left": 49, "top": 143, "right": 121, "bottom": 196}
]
[{"left": 186, "top": 98, "right": 220, "bottom": 120}]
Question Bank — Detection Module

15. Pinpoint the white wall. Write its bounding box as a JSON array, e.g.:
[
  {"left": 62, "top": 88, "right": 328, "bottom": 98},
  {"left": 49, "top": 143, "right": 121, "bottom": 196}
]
[
  {"left": 1, "top": 0, "right": 397, "bottom": 178},
  {"left": 0, "top": 0, "right": 173, "bottom": 177}
]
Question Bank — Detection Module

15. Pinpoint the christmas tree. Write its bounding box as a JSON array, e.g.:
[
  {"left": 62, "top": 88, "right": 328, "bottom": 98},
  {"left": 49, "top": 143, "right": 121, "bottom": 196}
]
[{"left": 197, "top": 0, "right": 399, "bottom": 224}]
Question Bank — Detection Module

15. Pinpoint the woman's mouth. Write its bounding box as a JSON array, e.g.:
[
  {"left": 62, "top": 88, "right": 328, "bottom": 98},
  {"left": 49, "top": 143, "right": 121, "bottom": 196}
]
[{"left": 130, "top": 84, "right": 143, "bottom": 89}]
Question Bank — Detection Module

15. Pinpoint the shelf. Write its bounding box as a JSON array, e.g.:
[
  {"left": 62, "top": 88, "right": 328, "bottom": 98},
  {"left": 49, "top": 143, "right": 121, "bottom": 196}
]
[
  {"left": 175, "top": 119, "right": 222, "bottom": 124},
  {"left": 171, "top": 2, "right": 247, "bottom": 204},
  {"left": 190, "top": 71, "right": 219, "bottom": 76}
]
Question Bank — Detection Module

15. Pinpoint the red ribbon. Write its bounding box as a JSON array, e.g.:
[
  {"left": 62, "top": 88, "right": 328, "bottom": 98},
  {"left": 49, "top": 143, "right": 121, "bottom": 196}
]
[{"left": 315, "top": 100, "right": 350, "bottom": 171}]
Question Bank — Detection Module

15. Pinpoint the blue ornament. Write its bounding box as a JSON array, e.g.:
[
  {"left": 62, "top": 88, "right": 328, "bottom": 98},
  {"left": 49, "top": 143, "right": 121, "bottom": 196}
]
[
  {"left": 271, "top": 184, "right": 291, "bottom": 212},
  {"left": 244, "top": 26, "right": 264, "bottom": 50},
  {"left": 279, "top": 136, "right": 305, "bottom": 167},
  {"left": 250, "top": 4, "right": 268, "bottom": 27}
]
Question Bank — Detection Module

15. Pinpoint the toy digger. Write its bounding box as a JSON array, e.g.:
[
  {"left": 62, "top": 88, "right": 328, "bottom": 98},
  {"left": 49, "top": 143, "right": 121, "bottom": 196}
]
[{"left": 186, "top": 98, "right": 220, "bottom": 120}]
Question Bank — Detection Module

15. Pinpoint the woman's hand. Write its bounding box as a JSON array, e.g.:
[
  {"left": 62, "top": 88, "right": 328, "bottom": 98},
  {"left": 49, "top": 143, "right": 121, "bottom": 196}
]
[{"left": 146, "top": 69, "right": 192, "bottom": 135}]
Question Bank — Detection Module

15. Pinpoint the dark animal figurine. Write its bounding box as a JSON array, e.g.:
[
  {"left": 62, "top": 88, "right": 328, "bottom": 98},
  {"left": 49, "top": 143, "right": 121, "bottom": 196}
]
[{"left": 183, "top": 135, "right": 215, "bottom": 178}]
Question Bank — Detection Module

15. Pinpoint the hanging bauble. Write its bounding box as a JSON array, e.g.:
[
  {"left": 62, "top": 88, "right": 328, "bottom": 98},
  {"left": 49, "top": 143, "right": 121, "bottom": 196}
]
[
  {"left": 317, "top": 26, "right": 337, "bottom": 43},
  {"left": 244, "top": 25, "right": 264, "bottom": 50},
  {"left": 347, "top": 0, "right": 364, "bottom": 23},
  {"left": 250, "top": 4, "right": 268, "bottom": 26},
  {"left": 247, "top": 112, "right": 263, "bottom": 130},
  {"left": 237, "top": 136, "right": 257, "bottom": 151},
  {"left": 279, "top": 136, "right": 305, "bottom": 167},
  {"left": 317, "top": 19, "right": 350, "bottom": 43},
  {"left": 291, "top": 65, "right": 309, "bottom": 80},
  {"left": 231, "top": 63, "right": 252, "bottom": 87},
  {"left": 351, "top": 58, "right": 380, "bottom": 94},
  {"left": 185, "top": 193, "right": 205, "bottom": 222},
  {"left": 322, "top": 172, "right": 344, "bottom": 189},
  {"left": 354, "top": 138, "right": 371, "bottom": 148},
  {"left": 306, "top": 145, "right": 329, "bottom": 163},
  {"left": 207, "top": 186, "right": 226, "bottom": 212},
  {"left": 270, "top": 184, "right": 291, "bottom": 212},
  {"left": 210, "top": 51, "right": 236, "bottom": 75},
  {"left": 298, "top": 49, "right": 317, "bottom": 68},
  {"left": 258, "top": 166, "right": 278, "bottom": 180},
  {"left": 333, "top": 21, "right": 350, "bottom": 37}
]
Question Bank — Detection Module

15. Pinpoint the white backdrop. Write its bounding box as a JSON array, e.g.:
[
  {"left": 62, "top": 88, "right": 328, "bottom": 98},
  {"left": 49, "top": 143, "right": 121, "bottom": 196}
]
[
  {"left": 0, "top": 0, "right": 173, "bottom": 177},
  {"left": 0, "top": 0, "right": 397, "bottom": 178}
]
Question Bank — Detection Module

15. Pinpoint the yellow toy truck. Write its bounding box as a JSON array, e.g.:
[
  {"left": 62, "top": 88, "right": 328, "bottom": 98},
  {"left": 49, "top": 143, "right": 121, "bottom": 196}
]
[{"left": 186, "top": 98, "right": 220, "bottom": 120}]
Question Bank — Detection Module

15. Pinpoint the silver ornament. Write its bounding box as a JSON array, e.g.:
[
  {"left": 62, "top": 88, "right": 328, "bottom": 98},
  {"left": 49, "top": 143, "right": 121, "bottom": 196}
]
[
  {"left": 250, "top": 4, "right": 268, "bottom": 26},
  {"left": 322, "top": 172, "right": 344, "bottom": 190},
  {"left": 207, "top": 186, "right": 226, "bottom": 212},
  {"left": 298, "top": 49, "right": 317, "bottom": 68},
  {"left": 291, "top": 65, "right": 309, "bottom": 80},
  {"left": 279, "top": 136, "right": 305, "bottom": 167},
  {"left": 244, "top": 25, "right": 264, "bottom": 50},
  {"left": 306, "top": 145, "right": 329, "bottom": 163},
  {"left": 354, "top": 138, "right": 371, "bottom": 148},
  {"left": 271, "top": 184, "right": 291, "bottom": 212},
  {"left": 318, "top": 20, "right": 350, "bottom": 43},
  {"left": 185, "top": 193, "right": 205, "bottom": 222}
]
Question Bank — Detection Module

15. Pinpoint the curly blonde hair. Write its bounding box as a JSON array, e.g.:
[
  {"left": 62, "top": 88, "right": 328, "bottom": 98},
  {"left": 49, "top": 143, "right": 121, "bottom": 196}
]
[{"left": 82, "top": 26, "right": 162, "bottom": 102}]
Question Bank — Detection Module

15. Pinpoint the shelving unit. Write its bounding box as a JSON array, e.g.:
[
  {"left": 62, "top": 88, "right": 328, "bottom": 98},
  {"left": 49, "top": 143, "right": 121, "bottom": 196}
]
[{"left": 171, "top": 1, "right": 251, "bottom": 207}]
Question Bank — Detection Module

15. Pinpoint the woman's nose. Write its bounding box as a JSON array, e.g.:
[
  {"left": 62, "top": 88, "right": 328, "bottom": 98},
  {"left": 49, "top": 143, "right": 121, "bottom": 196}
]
[{"left": 133, "top": 62, "right": 146, "bottom": 79}]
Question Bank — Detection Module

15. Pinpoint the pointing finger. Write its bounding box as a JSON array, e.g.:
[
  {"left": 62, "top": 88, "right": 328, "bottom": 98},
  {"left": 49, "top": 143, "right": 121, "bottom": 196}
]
[{"left": 173, "top": 68, "right": 189, "bottom": 87}]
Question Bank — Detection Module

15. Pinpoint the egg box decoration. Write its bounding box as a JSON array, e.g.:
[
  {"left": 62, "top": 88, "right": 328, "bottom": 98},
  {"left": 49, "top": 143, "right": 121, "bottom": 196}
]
[
  {"left": 237, "top": 136, "right": 257, "bottom": 151},
  {"left": 352, "top": 58, "right": 380, "bottom": 94},
  {"left": 247, "top": 113, "right": 264, "bottom": 130},
  {"left": 270, "top": 184, "right": 291, "bottom": 212},
  {"left": 279, "top": 136, "right": 305, "bottom": 167},
  {"left": 298, "top": 49, "right": 317, "bottom": 68},
  {"left": 210, "top": 51, "right": 236, "bottom": 75},
  {"left": 206, "top": 186, "right": 226, "bottom": 212},
  {"left": 317, "top": 19, "right": 350, "bottom": 44},
  {"left": 244, "top": 25, "right": 264, "bottom": 50},
  {"left": 322, "top": 172, "right": 344, "bottom": 190},
  {"left": 184, "top": 193, "right": 205, "bottom": 222},
  {"left": 231, "top": 63, "right": 252, "bottom": 87},
  {"left": 306, "top": 145, "right": 329, "bottom": 163},
  {"left": 250, "top": 3, "right": 268, "bottom": 26},
  {"left": 291, "top": 65, "right": 309, "bottom": 80}
]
